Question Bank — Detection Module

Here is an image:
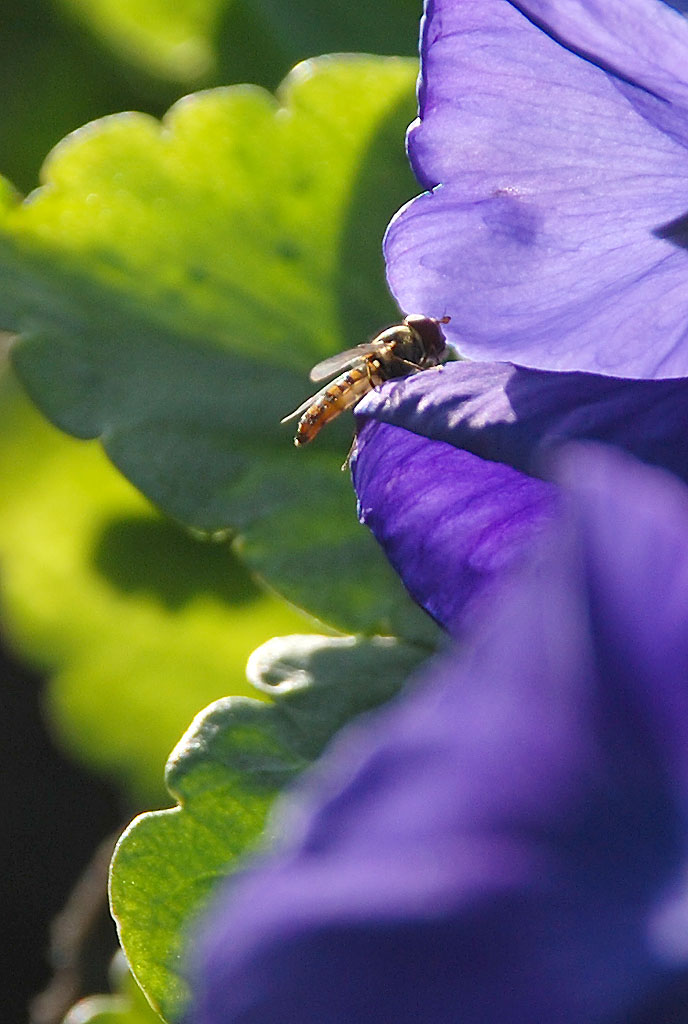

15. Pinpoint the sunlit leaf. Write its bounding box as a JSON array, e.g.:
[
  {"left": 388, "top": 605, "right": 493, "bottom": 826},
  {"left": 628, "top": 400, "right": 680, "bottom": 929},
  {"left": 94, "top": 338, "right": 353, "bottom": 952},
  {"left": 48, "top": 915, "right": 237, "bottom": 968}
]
[{"left": 1, "top": 57, "right": 438, "bottom": 643}]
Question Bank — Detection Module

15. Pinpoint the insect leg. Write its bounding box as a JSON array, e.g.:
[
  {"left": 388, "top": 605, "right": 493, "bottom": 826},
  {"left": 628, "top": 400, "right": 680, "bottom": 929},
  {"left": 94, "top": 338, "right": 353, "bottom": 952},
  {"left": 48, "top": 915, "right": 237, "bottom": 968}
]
[
  {"left": 393, "top": 358, "right": 425, "bottom": 373},
  {"left": 340, "top": 435, "right": 357, "bottom": 472},
  {"left": 365, "top": 358, "right": 381, "bottom": 385}
]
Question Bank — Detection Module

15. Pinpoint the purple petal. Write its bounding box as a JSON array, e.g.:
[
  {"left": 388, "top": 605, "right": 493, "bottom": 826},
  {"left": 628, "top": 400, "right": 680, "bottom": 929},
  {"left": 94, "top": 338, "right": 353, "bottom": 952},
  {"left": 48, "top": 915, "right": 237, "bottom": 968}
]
[
  {"left": 386, "top": 0, "right": 688, "bottom": 377},
  {"left": 188, "top": 446, "right": 688, "bottom": 1024},
  {"left": 357, "top": 361, "right": 688, "bottom": 480},
  {"left": 354, "top": 420, "right": 557, "bottom": 631},
  {"left": 351, "top": 362, "right": 688, "bottom": 628},
  {"left": 511, "top": 0, "right": 688, "bottom": 109}
]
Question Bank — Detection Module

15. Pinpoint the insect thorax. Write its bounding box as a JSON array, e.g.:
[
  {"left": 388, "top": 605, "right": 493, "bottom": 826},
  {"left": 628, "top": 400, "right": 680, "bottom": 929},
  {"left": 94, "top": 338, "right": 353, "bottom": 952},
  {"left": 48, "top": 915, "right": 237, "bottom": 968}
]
[{"left": 377, "top": 326, "right": 429, "bottom": 379}]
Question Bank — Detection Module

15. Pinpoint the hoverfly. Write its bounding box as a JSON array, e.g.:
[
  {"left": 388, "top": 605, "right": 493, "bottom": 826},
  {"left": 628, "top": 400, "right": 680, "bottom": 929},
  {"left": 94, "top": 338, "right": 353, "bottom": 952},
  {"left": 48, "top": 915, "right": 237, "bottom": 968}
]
[{"left": 281, "top": 314, "right": 450, "bottom": 447}]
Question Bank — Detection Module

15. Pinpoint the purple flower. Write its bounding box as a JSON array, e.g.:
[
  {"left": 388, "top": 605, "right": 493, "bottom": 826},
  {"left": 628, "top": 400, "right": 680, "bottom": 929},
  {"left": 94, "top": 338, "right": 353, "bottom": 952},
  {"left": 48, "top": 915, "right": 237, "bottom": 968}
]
[
  {"left": 385, "top": 0, "right": 688, "bottom": 377},
  {"left": 187, "top": 446, "right": 688, "bottom": 1023},
  {"left": 353, "top": 361, "right": 688, "bottom": 631}
]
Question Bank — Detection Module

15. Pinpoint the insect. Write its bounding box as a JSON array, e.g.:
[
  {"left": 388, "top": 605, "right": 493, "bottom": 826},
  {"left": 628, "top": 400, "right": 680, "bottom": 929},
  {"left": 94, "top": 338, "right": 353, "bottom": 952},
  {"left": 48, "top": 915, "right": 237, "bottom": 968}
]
[{"left": 281, "top": 314, "right": 450, "bottom": 447}]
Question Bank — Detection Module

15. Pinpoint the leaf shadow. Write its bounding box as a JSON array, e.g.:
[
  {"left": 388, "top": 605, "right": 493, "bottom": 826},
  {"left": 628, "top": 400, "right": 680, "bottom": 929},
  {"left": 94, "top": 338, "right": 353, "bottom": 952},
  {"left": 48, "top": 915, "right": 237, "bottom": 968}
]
[{"left": 91, "top": 514, "right": 260, "bottom": 610}]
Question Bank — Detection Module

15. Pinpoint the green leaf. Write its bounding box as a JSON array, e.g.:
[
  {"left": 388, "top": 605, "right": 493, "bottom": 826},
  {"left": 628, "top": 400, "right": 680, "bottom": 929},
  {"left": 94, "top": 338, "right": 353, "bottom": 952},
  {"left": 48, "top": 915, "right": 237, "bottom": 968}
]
[
  {"left": 110, "top": 633, "right": 429, "bottom": 1020},
  {"left": 0, "top": 368, "right": 312, "bottom": 801},
  {"left": 56, "top": 0, "right": 224, "bottom": 82},
  {"left": 1, "top": 56, "right": 439, "bottom": 643},
  {"left": 0, "top": 0, "right": 179, "bottom": 195},
  {"left": 54, "top": 0, "right": 423, "bottom": 86}
]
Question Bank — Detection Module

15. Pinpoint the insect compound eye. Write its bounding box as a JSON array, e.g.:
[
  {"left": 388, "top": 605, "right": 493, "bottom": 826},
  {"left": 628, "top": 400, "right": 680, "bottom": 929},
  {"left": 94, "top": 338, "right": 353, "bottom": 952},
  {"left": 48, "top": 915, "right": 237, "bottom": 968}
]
[{"left": 404, "top": 314, "right": 448, "bottom": 360}]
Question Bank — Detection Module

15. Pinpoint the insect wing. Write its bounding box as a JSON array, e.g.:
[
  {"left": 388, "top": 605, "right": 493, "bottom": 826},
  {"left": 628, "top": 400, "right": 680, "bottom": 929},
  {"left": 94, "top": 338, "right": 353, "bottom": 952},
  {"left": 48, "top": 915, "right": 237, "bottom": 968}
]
[
  {"left": 309, "top": 343, "right": 380, "bottom": 382},
  {"left": 280, "top": 380, "right": 333, "bottom": 424},
  {"left": 281, "top": 393, "right": 317, "bottom": 424}
]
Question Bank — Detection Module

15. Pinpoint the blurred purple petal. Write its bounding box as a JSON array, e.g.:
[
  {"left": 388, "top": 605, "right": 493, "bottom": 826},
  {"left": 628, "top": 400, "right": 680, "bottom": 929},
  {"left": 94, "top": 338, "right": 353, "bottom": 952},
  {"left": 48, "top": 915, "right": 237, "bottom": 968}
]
[
  {"left": 188, "top": 446, "right": 688, "bottom": 1024},
  {"left": 352, "top": 362, "right": 688, "bottom": 628},
  {"left": 386, "top": 0, "right": 688, "bottom": 377}
]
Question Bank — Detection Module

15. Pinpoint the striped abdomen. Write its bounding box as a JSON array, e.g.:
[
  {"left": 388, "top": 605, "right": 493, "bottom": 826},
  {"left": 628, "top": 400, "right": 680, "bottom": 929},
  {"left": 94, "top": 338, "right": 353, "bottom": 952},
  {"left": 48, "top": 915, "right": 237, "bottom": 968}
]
[{"left": 294, "top": 361, "right": 383, "bottom": 446}]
